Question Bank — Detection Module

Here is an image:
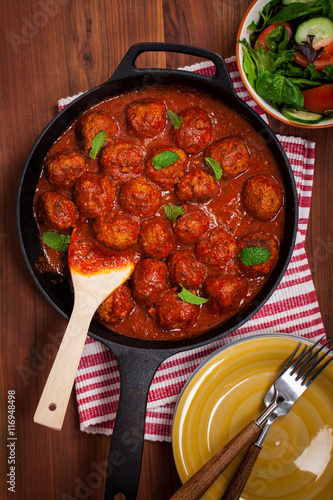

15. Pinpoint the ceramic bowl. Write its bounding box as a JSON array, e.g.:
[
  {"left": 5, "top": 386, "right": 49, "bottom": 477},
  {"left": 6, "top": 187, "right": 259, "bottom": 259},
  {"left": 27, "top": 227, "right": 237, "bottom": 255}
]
[{"left": 235, "top": 0, "right": 333, "bottom": 129}]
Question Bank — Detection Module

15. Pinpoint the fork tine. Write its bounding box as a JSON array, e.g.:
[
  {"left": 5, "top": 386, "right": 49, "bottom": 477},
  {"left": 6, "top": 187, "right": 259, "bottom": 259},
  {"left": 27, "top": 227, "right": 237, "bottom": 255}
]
[
  {"left": 295, "top": 340, "right": 330, "bottom": 381},
  {"left": 280, "top": 342, "right": 303, "bottom": 372},
  {"left": 302, "top": 345, "right": 333, "bottom": 387},
  {"left": 290, "top": 336, "right": 326, "bottom": 375}
]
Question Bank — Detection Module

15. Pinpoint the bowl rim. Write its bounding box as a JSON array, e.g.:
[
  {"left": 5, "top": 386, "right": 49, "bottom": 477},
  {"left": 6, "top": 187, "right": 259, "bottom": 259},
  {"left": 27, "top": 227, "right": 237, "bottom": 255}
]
[
  {"left": 172, "top": 332, "right": 322, "bottom": 418},
  {"left": 235, "top": 0, "right": 333, "bottom": 129}
]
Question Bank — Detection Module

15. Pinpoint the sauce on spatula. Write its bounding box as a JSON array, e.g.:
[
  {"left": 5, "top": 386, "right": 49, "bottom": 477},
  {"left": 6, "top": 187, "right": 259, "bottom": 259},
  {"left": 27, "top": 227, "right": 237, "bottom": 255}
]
[{"left": 34, "top": 220, "right": 137, "bottom": 430}]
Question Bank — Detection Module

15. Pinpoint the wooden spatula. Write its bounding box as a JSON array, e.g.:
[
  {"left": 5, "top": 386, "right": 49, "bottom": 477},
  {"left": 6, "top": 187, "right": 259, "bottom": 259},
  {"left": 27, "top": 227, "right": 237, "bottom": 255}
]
[{"left": 34, "top": 222, "right": 135, "bottom": 430}]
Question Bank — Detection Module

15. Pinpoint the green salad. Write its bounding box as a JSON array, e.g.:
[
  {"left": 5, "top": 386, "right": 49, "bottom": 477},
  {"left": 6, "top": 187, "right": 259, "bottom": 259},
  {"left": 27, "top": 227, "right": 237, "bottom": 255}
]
[{"left": 238, "top": 0, "right": 333, "bottom": 124}]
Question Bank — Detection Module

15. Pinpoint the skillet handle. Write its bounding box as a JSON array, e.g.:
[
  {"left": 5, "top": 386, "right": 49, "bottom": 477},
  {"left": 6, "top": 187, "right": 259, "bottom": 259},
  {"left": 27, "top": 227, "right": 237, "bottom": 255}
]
[
  {"left": 103, "top": 345, "right": 171, "bottom": 500},
  {"left": 108, "top": 42, "right": 235, "bottom": 95}
]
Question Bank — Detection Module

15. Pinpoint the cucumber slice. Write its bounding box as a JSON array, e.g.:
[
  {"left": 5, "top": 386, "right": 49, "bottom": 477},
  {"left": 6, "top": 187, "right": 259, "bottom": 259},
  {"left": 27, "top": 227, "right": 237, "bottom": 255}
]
[
  {"left": 281, "top": 107, "right": 323, "bottom": 124},
  {"left": 295, "top": 17, "right": 333, "bottom": 45},
  {"left": 282, "top": 0, "right": 316, "bottom": 4}
]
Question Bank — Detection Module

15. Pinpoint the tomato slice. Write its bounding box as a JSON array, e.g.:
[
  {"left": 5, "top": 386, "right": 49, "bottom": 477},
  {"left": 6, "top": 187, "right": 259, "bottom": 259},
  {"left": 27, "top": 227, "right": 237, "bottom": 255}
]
[
  {"left": 255, "top": 22, "right": 293, "bottom": 50},
  {"left": 294, "top": 37, "right": 333, "bottom": 70},
  {"left": 302, "top": 83, "right": 333, "bottom": 113}
]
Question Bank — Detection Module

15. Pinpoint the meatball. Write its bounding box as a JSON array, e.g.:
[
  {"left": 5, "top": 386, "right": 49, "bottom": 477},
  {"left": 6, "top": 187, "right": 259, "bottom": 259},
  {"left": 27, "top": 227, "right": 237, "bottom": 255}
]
[
  {"left": 126, "top": 98, "right": 166, "bottom": 138},
  {"left": 92, "top": 213, "right": 140, "bottom": 250},
  {"left": 168, "top": 250, "right": 206, "bottom": 289},
  {"left": 132, "top": 258, "right": 169, "bottom": 305},
  {"left": 38, "top": 191, "right": 78, "bottom": 230},
  {"left": 96, "top": 284, "right": 134, "bottom": 324},
  {"left": 119, "top": 176, "right": 161, "bottom": 218},
  {"left": 237, "top": 232, "right": 279, "bottom": 277},
  {"left": 195, "top": 227, "right": 236, "bottom": 267},
  {"left": 73, "top": 173, "right": 115, "bottom": 218},
  {"left": 145, "top": 145, "right": 188, "bottom": 190},
  {"left": 174, "top": 107, "right": 212, "bottom": 154},
  {"left": 205, "top": 136, "right": 249, "bottom": 177},
  {"left": 77, "top": 110, "right": 118, "bottom": 156},
  {"left": 139, "top": 217, "right": 174, "bottom": 259},
  {"left": 173, "top": 204, "right": 209, "bottom": 244},
  {"left": 204, "top": 275, "right": 247, "bottom": 312},
  {"left": 176, "top": 168, "right": 220, "bottom": 202},
  {"left": 45, "top": 149, "right": 86, "bottom": 188},
  {"left": 243, "top": 175, "right": 283, "bottom": 221},
  {"left": 99, "top": 139, "right": 144, "bottom": 179},
  {"left": 36, "top": 191, "right": 79, "bottom": 229},
  {"left": 150, "top": 288, "right": 199, "bottom": 330}
]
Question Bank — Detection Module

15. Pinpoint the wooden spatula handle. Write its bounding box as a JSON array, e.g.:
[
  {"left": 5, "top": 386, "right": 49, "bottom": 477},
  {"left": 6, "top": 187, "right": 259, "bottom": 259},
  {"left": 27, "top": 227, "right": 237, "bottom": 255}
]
[
  {"left": 221, "top": 443, "right": 261, "bottom": 499},
  {"left": 33, "top": 292, "right": 94, "bottom": 431},
  {"left": 169, "top": 420, "right": 261, "bottom": 500}
]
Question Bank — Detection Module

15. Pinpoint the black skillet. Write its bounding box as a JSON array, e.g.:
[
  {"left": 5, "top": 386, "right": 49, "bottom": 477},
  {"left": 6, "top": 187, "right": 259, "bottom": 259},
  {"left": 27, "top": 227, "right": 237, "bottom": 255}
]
[{"left": 16, "top": 42, "right": 298, "bottom": 499}]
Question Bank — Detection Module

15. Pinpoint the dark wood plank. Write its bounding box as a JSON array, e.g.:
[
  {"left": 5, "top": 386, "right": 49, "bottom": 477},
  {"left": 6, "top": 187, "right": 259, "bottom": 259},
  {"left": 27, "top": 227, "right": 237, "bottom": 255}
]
[{"left": 1, "top": 0, "right": 332, "bottom": 499}]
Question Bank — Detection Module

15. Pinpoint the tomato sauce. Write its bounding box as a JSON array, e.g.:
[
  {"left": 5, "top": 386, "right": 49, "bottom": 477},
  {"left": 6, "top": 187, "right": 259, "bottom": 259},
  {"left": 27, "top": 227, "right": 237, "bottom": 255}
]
[{"left": 34, "top": 84, "right": 285, "bottom": 341}]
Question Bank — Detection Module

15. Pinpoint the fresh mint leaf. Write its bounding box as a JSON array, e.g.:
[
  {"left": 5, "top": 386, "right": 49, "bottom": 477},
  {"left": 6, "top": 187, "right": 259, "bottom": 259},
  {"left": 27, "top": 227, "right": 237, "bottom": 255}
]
[
  {"left": 238, "top": 247, "right": 271, "bottom": 266},
  {"left": 177, "top": 284, "right": 209, "bottom": 305},
  {"left": 164, "top": 204, "right": 184, "bottom": 222},
  {"left": 89, "top": 131, "right": 107, "bottom": 159},
  {"left": 42, "top": 232, "right": 71, "bottom": 252},
  {"left": 204, "top": 157, "right": 223, "bottom": 181},
  {"left": 152, "top": 151, "right": 180, "bottom": 170},
  {"left": 167, "top": 109, "right": 183, "bottom": 129}
]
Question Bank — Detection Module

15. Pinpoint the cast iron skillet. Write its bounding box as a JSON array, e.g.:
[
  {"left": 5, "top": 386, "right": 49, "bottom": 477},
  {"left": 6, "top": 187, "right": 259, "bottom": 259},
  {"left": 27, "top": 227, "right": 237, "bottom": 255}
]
[{"left": 16, "top": 42, "right": 298, "bottom": 499}]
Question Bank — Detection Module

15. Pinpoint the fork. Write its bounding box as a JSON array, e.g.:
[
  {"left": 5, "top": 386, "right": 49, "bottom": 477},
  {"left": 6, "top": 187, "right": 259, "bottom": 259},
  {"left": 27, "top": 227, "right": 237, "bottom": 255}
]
[
  {"left": 221, "top": 337, "right": 333, "bottom": 500},
  {"left": 169, "top": 337, "right": 333, "bottom": 500}
]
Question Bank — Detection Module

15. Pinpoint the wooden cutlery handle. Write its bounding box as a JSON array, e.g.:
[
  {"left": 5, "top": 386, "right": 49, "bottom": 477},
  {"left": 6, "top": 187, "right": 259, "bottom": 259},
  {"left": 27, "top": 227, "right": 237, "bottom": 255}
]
[
  {"left": 169, "top": 421, "right": 261, "bottom": 500},
  {"left": 33, "top": 297, "right": 94, "bottom": 431},
  {"left": 221, "top": 443, "right": 261, "bottom": 500}
]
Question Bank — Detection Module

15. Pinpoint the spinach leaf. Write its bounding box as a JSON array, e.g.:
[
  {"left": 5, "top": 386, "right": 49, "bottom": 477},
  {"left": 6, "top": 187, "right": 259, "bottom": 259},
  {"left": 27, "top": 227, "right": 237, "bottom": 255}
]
[
  {"left": 268, "top": 3, "right": 322, "bottom": 23},
  {"left": 264, "top": 25, "right": 291, "bottom": 52},
  {"left": 255, "top": 71, "right": 304, "bottom": 109}
]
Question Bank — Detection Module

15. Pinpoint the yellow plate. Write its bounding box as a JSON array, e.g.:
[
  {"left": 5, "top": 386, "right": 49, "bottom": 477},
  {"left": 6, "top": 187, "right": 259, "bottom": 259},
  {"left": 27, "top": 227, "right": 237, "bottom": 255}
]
[{"left": 172, "top": 334, "right": 333, "bottom": 500}]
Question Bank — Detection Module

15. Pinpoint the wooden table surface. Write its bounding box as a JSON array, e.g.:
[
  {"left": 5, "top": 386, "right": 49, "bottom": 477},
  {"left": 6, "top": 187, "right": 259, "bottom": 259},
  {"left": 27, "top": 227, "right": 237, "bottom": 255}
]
[{"left": 1, "top": 0, "right": 332, "bottom": 499}]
